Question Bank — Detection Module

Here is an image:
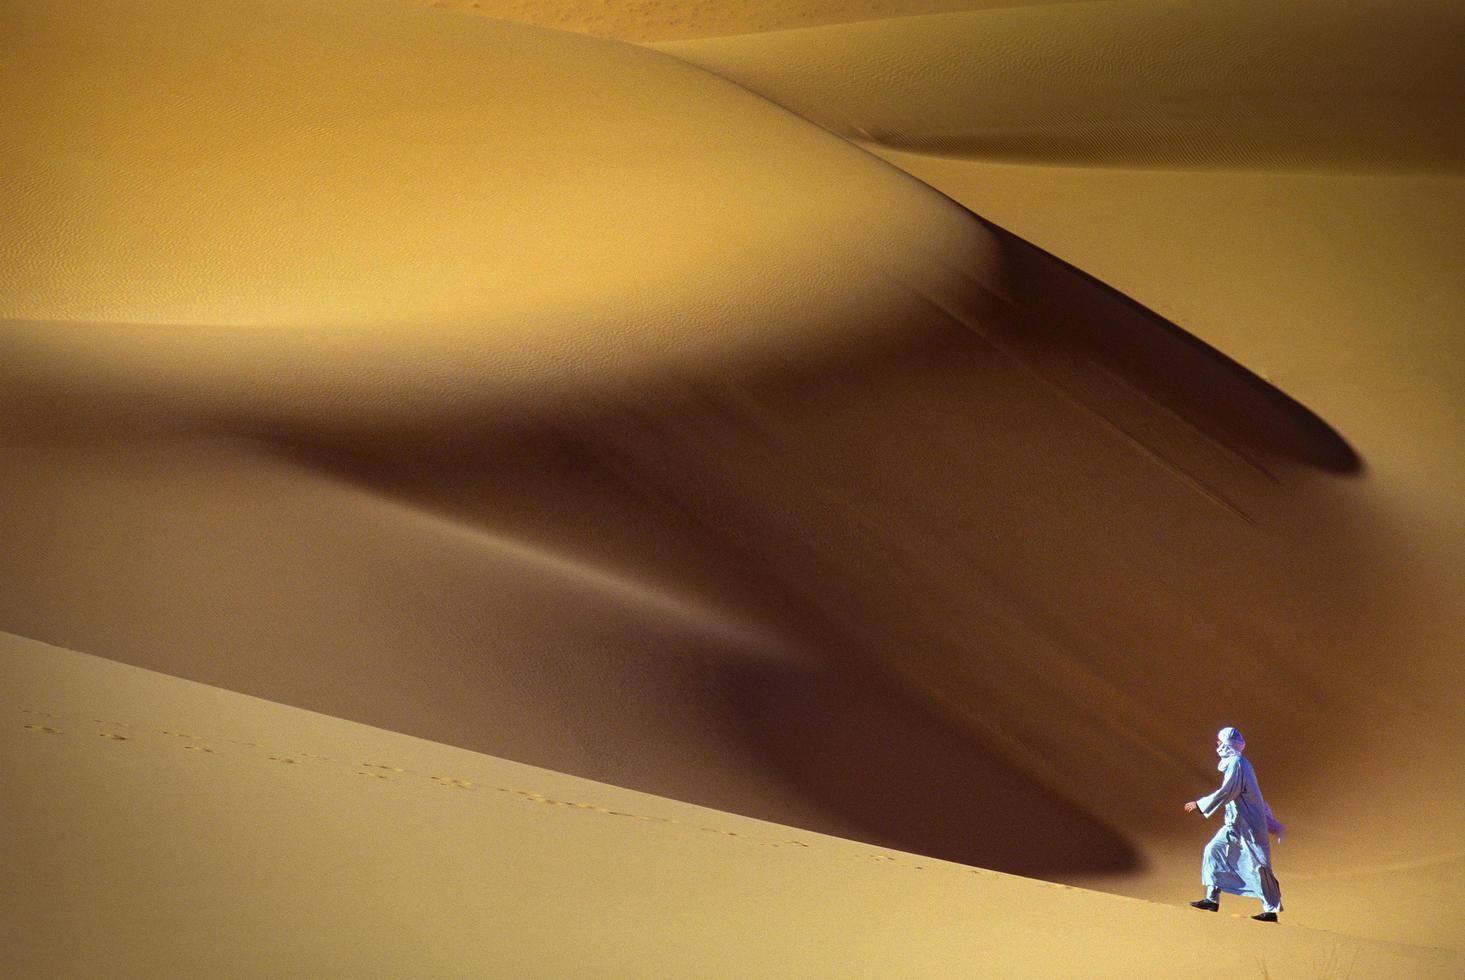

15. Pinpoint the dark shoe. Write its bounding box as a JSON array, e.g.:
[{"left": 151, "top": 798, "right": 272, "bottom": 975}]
[
  {"left": 1189, "top": 900, "right": 1219, "bottom": 912},
  {"left": 1252, "top": 912, "right": 1278, "bottom": 922}
]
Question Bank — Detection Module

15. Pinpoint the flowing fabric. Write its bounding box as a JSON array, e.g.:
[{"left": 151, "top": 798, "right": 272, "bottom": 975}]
[{"left": 1197, "top": 753, "right": 1283, "bottom": 912}]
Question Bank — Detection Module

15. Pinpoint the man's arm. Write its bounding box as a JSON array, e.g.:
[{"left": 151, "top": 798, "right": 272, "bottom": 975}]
[{"left": 1194, "top": 757, "right": 1242, "bottom": 818}]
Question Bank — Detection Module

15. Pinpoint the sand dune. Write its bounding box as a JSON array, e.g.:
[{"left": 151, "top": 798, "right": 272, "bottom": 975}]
[
  {"left": 3, "top": 0, "right": 1464, "bottom": 970},
  {"left": 404, "top": 0, "right": 1074, "bottom": 43},
  {"left": 655, "top": 2, "right": 1465, "bottom": 172},
  {"left": 654, "top": 1, "right": 1465, "bottom": 949},
  {"left": 6, "top": 632, "right": 1461, "bottom": 977}
]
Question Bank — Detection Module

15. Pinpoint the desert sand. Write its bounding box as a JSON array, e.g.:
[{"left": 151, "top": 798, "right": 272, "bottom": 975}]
[
  {"left": 6, "top": 631, "right": 1460, "bottom": 977},
  {"left": 3, "top": 0, "right": 1463, "bottom": 974}
]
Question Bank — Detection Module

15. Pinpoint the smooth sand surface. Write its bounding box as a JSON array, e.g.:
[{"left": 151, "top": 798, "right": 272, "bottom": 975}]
[
  {"left": 654, "top": 2, "right": 1465, "bottom": 172},
  {"left": 3, "top": 0, "right": 1464, "bottom": 971},
  {"left": 6, "top": 631, "right": 1461, "bottom": 978},
  {"left": 403, "top": 0, "right": 1074, "bottom": 43}
]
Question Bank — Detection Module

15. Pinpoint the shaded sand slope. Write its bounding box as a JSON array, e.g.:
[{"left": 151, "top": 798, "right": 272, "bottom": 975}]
[
  {"left": 3, "top": 0, "right": 1463, "bottom": 959},
  {"left": 5, "top": 632, "right": 1460, "bottom": 978}
]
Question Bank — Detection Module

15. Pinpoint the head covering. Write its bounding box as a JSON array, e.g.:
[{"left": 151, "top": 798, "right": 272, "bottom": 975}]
[{"left": 1216, "top": 727, "right": 1245, "bottom": 768}]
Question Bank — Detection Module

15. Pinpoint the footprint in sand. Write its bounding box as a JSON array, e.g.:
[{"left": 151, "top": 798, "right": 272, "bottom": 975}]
[
  {"left": 363, "top": 763, "right": 408, "bottom": 773},
  {"left": 357, "top": 771, "right": 393, "bottom": 779},
  {"left": 99, "top": 733, "right": 129, "bottom": 740},
  {"left": 429, "top": 776, "right": 477, "bottom": 789},
  {"left": 23, "top": 724, "right": 63, "bottom": 734},
  {"left": 184, "top": 745, "right": 215, "bottom": 753},
  {"left": 268, "top": 756, "right": 302, "bottom": 765}
]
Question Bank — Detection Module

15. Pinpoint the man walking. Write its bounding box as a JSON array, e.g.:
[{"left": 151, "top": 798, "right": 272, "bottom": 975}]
[{"left": 1184, "top": 727, "right": 1285, "bottom": 922}]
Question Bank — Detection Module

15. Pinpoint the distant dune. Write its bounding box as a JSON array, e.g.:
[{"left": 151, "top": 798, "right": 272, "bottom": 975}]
[
  {"left": 3, "top": 0, "right": 1463, "bottom": 972},
  {"left": 404, "top": 0, "right": 1075, "bottom": 43},
  {"left": 654, "top": 3, "right": 1465, "bottom": 172}
]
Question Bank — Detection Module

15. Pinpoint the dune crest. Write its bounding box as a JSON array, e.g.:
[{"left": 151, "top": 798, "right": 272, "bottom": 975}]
[{"left": 403, "top": 0, "right": 1073, "bottom": 43}]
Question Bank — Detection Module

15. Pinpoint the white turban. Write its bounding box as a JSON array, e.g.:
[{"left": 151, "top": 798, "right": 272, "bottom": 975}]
[{"left": 1216, "top": 727, "right": 1245, "bottom": 768}]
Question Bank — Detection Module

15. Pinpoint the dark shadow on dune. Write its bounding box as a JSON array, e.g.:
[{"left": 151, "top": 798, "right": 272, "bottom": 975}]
[
  {"left": 947, "top": 215, "right": 1362, "bottom": 476},
  {"left": 0, "top": 197, "right": 1370, "bottom": 889},
  {"left": 217, "top": 224, "right": 1364, "bottom": 875},
  {"left": 718, "top": 657, "right": 1142, "bottom": 876},
  {"left": 245, "top": 430, "right": 1139, "bottom": 877}
]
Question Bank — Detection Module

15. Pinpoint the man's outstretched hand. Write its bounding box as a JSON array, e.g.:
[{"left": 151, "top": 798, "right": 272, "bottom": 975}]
[{"left": 1184, "top": 801, "right": 1199, "bottom": 813}]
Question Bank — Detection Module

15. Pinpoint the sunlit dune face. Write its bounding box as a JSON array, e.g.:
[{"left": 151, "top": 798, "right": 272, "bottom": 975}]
[{"left": 4, "top": 1, "right": 952, "bottom": 336}]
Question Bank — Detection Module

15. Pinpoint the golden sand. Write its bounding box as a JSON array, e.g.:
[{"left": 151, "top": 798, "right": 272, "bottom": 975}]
[
  {"left": 6, "top": 632, "right": 1460, "bottom": 977},
  {"left": 3, "top": 0, "right": 1463, "bottom": 972}
]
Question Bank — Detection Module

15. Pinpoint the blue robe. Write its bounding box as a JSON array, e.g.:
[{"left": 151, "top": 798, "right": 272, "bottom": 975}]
[{"left": 1197, "top": 754, "right": 1283, "bottom": 911}]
